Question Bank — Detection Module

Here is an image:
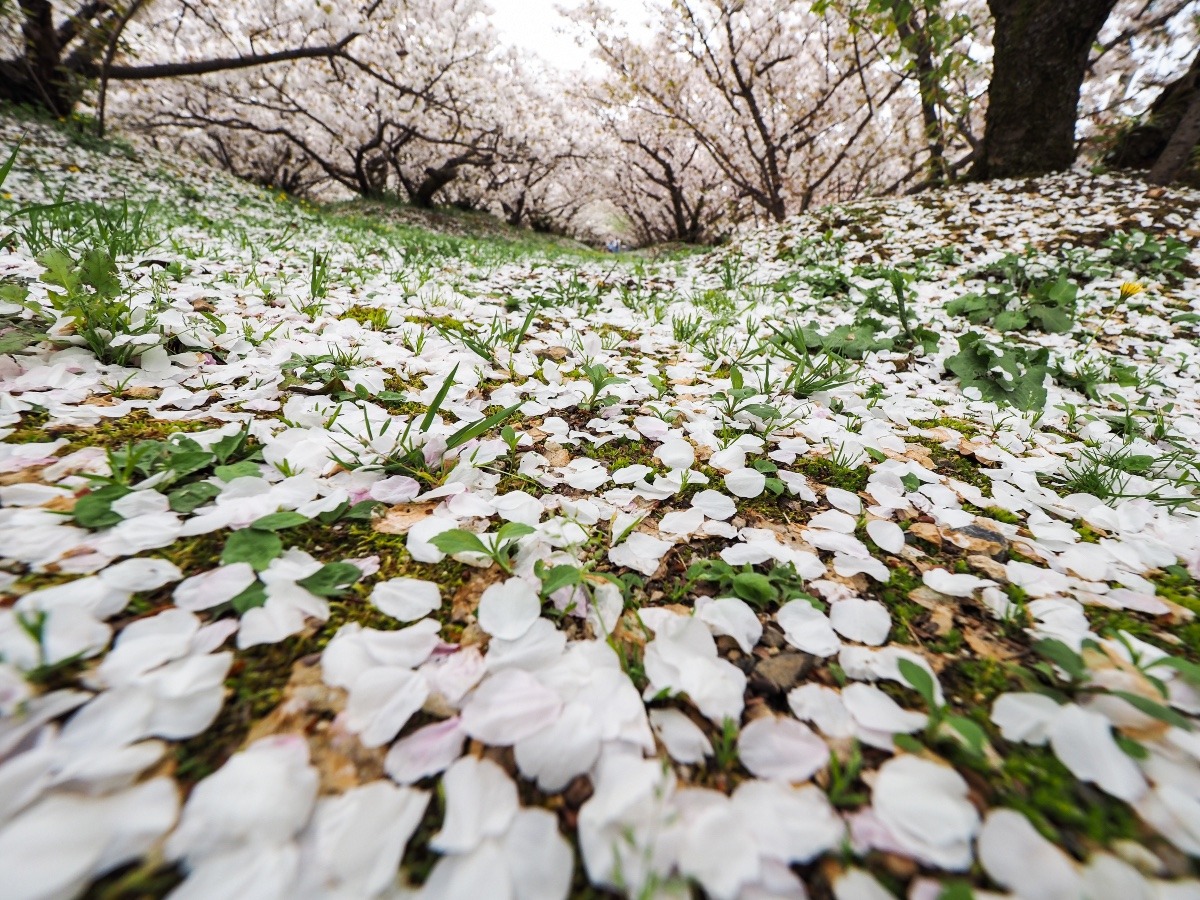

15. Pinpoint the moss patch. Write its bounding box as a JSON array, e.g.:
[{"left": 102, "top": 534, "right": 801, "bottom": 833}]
[{"left": 7, "top": 408, "right": 216, "bottom": 454}]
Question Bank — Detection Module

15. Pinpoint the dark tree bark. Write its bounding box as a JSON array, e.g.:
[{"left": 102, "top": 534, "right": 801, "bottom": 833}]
[
  {"left": 0, "top": 1, "right": 358, "bottom": 118},
  {"left": 893, "top": 10, "right": 947, "bottom": 184},
  {"left": 1149, "top": 85, "right": 1200, "bottom": 184},
  {"left": 972, "top": 0, "right": 1119, "bottom": 180},
  {"left": 1107, "top": 47, "right": 1200, "bottom": 184}
]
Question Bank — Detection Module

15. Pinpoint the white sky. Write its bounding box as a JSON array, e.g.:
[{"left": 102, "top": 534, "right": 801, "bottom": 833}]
[{"left": 487, "top": 0, "right": 651, "bottom": 71}]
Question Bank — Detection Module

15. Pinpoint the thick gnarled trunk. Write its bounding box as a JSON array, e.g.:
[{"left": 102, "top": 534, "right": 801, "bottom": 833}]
[
  {"left": 1108, "top": 48, "right": 1200, "bottom": 185},
  {"left": 972, "top": 0, "right": 1118, "bottom": 180}
]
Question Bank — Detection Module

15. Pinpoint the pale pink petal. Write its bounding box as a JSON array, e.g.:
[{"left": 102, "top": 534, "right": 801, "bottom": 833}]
[
  {"left": 732, "top": 780, "right": 844, "bottom": 863},
  {"left": 649, "top": 708, "right": 713, "bottom": 763},
  {"left": 991, "top": 692, "right": 1061, "bottom": 745},
  {"left": 384, "top": 718, "right": 466, "bottom": 785},
  {"left": 978, "top": 808, "right": 1080, "bottom": 900},
  {"left": 369, "top": 577, "right": 441, "bottom": 622},
  {"left": 431, "top": 757, "right": 518, "bottom": 854},
  {"left": 725, "top": 468, "right": 766, "bottom": 498},
  {"left": 503, "top": 808, "right": 574, "bottom": 900},
  {"left": 173, "top": 564, "right": 257, "bottom": 612},
  {"left": 460, "top": 669, "right": 563, "bottom": 745},
  {"left": 691, "top": 489, "right": 737, "bottom": 521},
  {"left": 477, "top": 579, "right": 542, "bottom": 641},
  {"left": 514, "top": 703, "right": 602, "bottom": 792},
  {"left": 345, "top": 667, "right": 430, "bottom": 748},
  {"left": 829, "top": 598, "right": 891, "bottom": 646},
  {"left": 1048, "top": 704, "right": 1147, "bottom": 802},
  {"left": 776, "top": 601, "right": 840, "bottom": 657},
  {"left": 865, "top": 520, "right": 905, "bottom": 554},
  {"left": 737, "top": 716, "right": 827, "bottom": 782}
]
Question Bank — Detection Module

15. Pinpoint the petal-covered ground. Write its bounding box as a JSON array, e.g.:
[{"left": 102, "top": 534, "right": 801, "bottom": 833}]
[{"left": 3, "top": 116, "right": 1200, "bottom": 898}]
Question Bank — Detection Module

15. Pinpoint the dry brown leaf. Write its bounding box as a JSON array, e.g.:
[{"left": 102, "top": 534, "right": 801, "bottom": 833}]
[
  {"left": 908, "top": 522, "right": 942, "bottom": 546},
  {"left": 246, "top": 656, "right": 386, "bottom": 792},
  {"left": 373, "top": 501, "right": 439, "bottom": 535},
  {"left": 929, "top": 605, "right": 955, "bottom": 636},
  {"left": 543, "top": 443, "right": 570, "bottom": 467},
  {"left": 944, "top": 522, "right": 1007, "bottom": 556},
  {"left": 0, "top": 470, "right": 47, "bottom": 486},
  {"left": 966, "top": 554, "right": 1007, "bottom": 580},
  {"left": 450, "top": 566, "right": 507, "bottom": 623},
  {"left": 906, "top": 586, "right": 946, "bottom": 611},
  {"left": 903, "top": 446, "right": 935, "bottom": 468},
  {"left": 963, "top": 628, "right": 1019, "bottom": 662}
]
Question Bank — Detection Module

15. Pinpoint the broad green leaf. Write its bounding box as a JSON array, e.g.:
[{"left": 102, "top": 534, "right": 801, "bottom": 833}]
[
  {"left": 214, "top": 460, "right": 261, "bottom": 481},
  {"left": 221, "top": 528, "right": 283, "bottom": 571},
  {"left": 993, "top": 309, "right": 1028, "bottom": 332},
  {"left": 1029, "top": 305, "right": 1073, "bottom": 333},
  {"left": 743, "top": 403, "right": 780, "bottom": 420},
  {"left": 210, "top": 428, "right": 254, "bottom": 464},
  {"left": 429, "top": 529, "right": 489, "bottom": 557},
  {"left": 341, "top": 499, "right": 383, "bottom": 521},
  {"left": 162, "top": 449, "right": 215, "bottom": 480},
  {"left": 1149, "top": 656, "right": 1200, "bottom": 687},
  {"left": 938, "top": 883, "right": 976, "bottom": 900},
  {"left": 36, "top": 249, "right": 78, "bottom": 292},
  {"left": 893, "top": 733, "right": 924, "bottom": 754},
  {"left": 897, "top": 657, "right": 939, "bottom": 711},
  {"left": 538, "top": 564, "right": 583, "bottom": 597},
  {"left": 251, "top": 511, "right": 309, "bottom": 531},
  {"left": 230, "top": 580, "right": 267, "bottom": 613},
  {"left": 168, "top": 482, "right": 221, "bottom": 514},
  {"left": 72, "top": 484, "right": 132, "bottom": 529},
  {"left": 731, "top": 572, "right": 776, "bottom": 607},
  {"left": 945, "top": 715, "right": 988, "bottom": 756},
  {"left": 1033, "top": 638, "right": 1088, "bottom": 683},
  {"left": 297, "top": 562, "right": 362, "bottom": 598},
  {"left": 1115, "top": 733, "right": 1149, "bottom": 760},
  {"left": 79, "top": 250, "right": 120, "bottom": 297},
  {"left": 496, "top": 521, "right": 535, "bottom": 543}
]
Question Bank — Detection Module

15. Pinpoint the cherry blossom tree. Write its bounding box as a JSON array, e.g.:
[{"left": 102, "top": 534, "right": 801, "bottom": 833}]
[
  {"left": 0, "top": 0, "right": 359, "bottom": 118},
  {"left": 814, "top": 0, "right": 988, "bottom": 185},
  {"left": 573, "top": 0, "right": 909, "bottom": 223},
  {"left": 111, "top": 0, "right": 517, "bottom": 209}
]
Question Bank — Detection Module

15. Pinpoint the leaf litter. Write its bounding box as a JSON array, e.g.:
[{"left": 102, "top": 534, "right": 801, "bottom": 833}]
[{"left": 2, "top": 117, "right": 1200, "bottom": 897}]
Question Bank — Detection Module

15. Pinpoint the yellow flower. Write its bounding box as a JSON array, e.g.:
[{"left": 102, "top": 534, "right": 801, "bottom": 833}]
[
  {"left": 67, "top": 165, "right": 80, "bottom": 173},
  {"left": 1119, "top": 282, "right": 1143, "bottom": 299}
]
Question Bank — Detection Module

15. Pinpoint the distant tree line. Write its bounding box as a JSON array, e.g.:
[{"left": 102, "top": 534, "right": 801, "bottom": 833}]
[{"left": 1, "top": 0, "right": 1196, "bottom": 244}]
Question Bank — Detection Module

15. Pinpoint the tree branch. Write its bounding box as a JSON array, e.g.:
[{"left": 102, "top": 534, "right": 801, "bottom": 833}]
[{"left": 84, "top": 33, "right": 359, "bottom": 80}]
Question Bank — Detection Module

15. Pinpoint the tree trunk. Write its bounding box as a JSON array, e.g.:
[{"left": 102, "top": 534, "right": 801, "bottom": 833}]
[
  {"left": 1149, "top": 86, "right": 1200, "bottom": 184},
  {"left": 972, "top": 0, "right": 1119, "bottom": 180},
  {"left": 895, "top": 11, "right": 947, "bottom": 184},
  {"left": 7, "top": 0, "right": 77, "bottom": 116},
  {"left": 1107, "top": 47, "right": 1200, "bottom": 182}
]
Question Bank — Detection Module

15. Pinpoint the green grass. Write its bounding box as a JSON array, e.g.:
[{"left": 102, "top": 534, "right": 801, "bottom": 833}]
[{"left": 5, "top": 407, "right": 216, "bottom": 454}]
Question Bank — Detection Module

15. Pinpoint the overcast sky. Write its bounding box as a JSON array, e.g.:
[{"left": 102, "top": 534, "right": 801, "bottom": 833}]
[{"left": 487, "top": 0, "right": 651, "bottom": 71}]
